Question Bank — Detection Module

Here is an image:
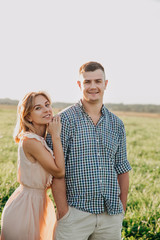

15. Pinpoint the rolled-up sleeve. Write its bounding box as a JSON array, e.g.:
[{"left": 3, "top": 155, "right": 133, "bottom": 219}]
[{"left": 115, "top": 123, "right": 131, "bottom": 174}]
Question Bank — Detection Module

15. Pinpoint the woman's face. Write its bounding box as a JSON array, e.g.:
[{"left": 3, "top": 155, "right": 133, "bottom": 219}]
[{"left": 28, "top": 95, "right": 53, "bottom": 126}]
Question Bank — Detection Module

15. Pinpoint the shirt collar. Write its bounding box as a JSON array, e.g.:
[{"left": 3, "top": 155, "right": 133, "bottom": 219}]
[{"left": 78, "top": 99, "right": 105, "bottom": 116}]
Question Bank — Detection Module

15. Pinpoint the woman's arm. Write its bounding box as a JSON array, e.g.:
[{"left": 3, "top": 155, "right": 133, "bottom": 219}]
[{"left": 23, "top": 116, "right": 65, "bottom": 178}]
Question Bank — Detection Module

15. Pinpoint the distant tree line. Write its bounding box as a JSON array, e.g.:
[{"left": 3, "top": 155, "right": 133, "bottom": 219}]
[
  {"left": 0, "top": 98, "right": 19, "bottom": 105},
  {"left": 104, "top": 103, "right": 160, "bottom": 113},
  {"left": 0, "top": 98, "right": 160, "bottom": 113}
]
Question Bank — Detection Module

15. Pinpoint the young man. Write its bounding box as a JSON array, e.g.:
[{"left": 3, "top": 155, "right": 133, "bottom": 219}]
[{"left": 47, "top": 61, "right": 131, "bottom": 240}]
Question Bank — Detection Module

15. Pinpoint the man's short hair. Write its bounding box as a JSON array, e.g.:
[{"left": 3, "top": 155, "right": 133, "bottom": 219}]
[{"left": 79, "top": 61, "right": 105, "bottom": 75}]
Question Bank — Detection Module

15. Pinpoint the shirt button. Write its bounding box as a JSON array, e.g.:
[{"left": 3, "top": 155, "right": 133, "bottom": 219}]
[
  {"left": 100, "top": 180, "right": 103, "bottom": 184},
  {"left": 97, "top": 153, "right": 100, "bottom": 156},
  {"left": 99, "top": 167, "right": 102, "bottom": 170}
]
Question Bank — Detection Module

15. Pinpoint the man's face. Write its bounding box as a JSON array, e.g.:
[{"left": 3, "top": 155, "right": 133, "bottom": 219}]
[{"left": 77, "top": 69, "right": 108, "bottom": 104}]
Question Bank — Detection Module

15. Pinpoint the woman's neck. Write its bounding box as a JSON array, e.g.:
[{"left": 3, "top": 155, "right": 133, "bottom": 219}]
[{"left": 32, "top": 125, "right": 46, "bottom": 138}]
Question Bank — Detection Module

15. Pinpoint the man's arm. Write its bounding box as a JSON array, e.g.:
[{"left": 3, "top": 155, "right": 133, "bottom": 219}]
[
  {"left": 51, "top": 113, "right": 71, "bottom": 219},
  {"left": 51, "top": 178, "right": 68, "bottom": 219},
  {"left": 117, "top": 171, "right": 129, "bottom": 212}
]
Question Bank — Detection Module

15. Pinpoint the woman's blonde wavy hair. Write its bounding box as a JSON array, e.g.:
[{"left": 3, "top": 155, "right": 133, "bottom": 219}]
[{"left": 13, "top": 91, "right": 51, "bottom": 143}]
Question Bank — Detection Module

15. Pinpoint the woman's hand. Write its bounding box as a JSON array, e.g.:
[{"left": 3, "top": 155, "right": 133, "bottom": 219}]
[{"left": 48, "top": 115, "right": 61, "bottom": 139}]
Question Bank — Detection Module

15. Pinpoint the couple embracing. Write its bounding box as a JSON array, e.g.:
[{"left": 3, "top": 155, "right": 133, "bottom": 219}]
[{"left": 1, "top": 61, "right": 131, "bottom": 240}]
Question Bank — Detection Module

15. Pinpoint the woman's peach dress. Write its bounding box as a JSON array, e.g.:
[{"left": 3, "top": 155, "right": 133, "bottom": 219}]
[{"left": 1, "top": 133, "right": 56, "bottom": 240}]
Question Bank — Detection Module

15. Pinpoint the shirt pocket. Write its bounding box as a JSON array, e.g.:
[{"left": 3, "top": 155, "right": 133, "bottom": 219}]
[{"left": 103, "top": 133, "right": 118, "bottom": 165}]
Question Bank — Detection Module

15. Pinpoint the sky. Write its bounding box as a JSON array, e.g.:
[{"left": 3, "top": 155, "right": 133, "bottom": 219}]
[{"left": 0, "top": 0, "right": 160, "bottom": 104}]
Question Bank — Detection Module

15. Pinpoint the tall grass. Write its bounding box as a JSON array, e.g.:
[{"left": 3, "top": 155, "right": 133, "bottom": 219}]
[
  {"left": 120, "top": 115, "right": 160, "bottom": 239},
  {"left": 0, "top": 106, "right": 160, "bottom": 239}
]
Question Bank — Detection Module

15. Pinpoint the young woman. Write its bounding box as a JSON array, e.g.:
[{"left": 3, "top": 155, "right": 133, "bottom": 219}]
[{"left": 1, "top": 91, "right": 67, "bottom": 240}]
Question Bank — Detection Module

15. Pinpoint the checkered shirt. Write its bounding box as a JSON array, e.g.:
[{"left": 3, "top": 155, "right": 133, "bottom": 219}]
[{"left": 46, "top": 101, "right": 131, "bottom": 215}]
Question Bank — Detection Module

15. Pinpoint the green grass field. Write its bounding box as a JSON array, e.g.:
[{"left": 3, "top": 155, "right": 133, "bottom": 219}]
[{"left": 0, "top": 105, "right": 160, "bottom": 239}]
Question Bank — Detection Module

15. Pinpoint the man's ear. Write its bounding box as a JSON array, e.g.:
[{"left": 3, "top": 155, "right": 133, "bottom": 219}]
[
  {"left": 104, "top": 80, "right": 108, "bottom": 90},
  {"left": 77, "top": 80, "right": 82, "bottom": 90}
]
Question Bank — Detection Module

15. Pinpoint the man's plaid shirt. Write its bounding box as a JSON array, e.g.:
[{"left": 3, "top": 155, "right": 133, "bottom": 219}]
[{"left": 46, "top": 101, "right": 131, "bottom": 215}]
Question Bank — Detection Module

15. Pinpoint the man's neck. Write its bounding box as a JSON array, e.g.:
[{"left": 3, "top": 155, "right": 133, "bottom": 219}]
[{"left": 81, "top": 99, "right": 103, "bottom": 124}]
